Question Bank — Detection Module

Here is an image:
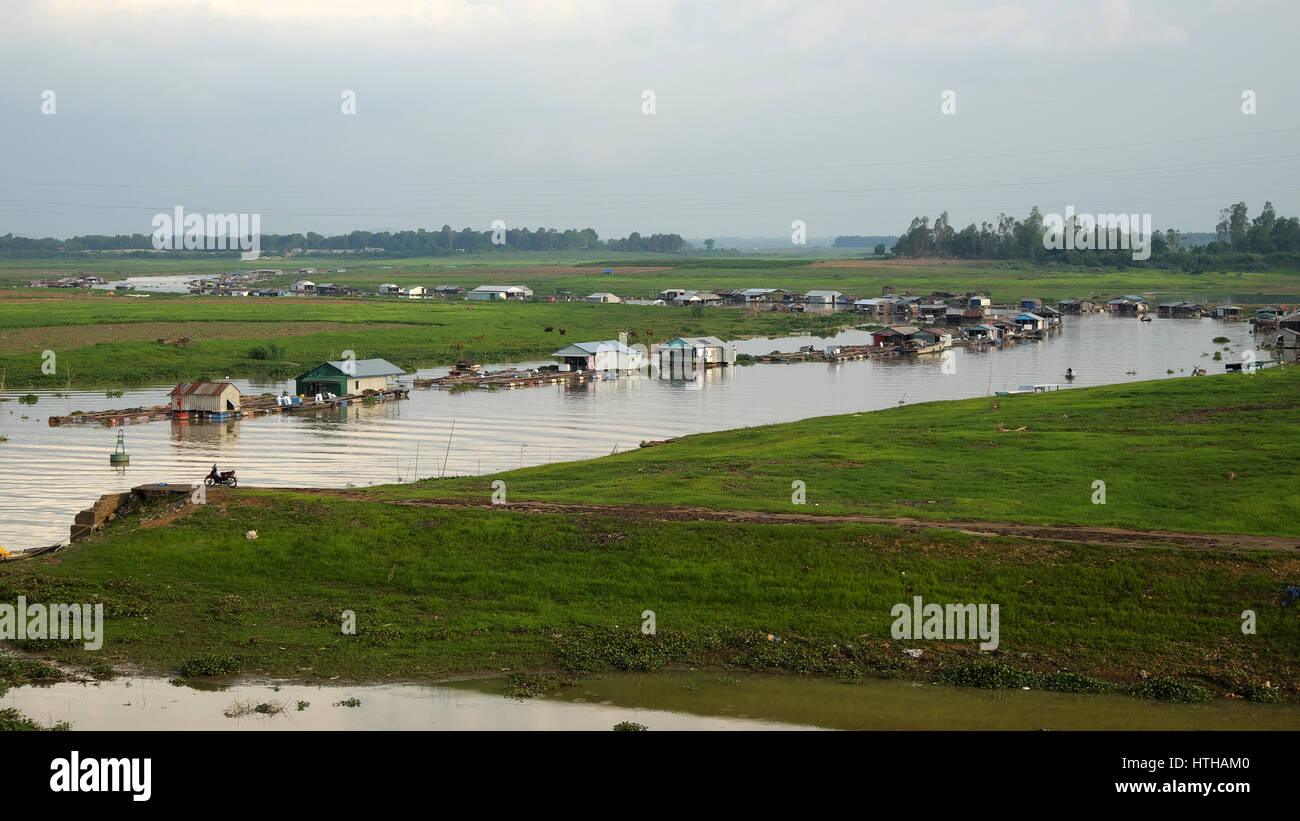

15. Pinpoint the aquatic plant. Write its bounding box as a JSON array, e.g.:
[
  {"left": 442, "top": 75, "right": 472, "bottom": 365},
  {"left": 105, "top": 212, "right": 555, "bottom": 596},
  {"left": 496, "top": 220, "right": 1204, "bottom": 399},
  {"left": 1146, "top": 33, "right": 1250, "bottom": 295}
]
[{"left": 178, "top": 653, "right": 240, "bottom": 677}]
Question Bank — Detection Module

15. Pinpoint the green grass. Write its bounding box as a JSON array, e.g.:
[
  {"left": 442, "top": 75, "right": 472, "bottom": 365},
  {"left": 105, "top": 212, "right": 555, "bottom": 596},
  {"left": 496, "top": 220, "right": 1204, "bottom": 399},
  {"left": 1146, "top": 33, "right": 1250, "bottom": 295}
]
[
  {"left": 0, "top": 298, "right": 850, "bottom": 387},
  {"left": 377, "top": 366, "right": 1300, "bottom": 537},
  {"left": 1, "top": 492, "right": 1295, "bottom": 698},
  {"left": 1, "top": 369, "right": 1299, "bottom": 700}
]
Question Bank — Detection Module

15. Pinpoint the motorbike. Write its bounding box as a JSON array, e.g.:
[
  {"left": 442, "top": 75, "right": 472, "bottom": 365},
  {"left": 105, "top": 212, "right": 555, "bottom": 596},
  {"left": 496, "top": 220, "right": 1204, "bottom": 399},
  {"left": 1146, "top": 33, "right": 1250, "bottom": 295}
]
[{"left": 204, "top": 467, "right": 238, "bottom": 487}]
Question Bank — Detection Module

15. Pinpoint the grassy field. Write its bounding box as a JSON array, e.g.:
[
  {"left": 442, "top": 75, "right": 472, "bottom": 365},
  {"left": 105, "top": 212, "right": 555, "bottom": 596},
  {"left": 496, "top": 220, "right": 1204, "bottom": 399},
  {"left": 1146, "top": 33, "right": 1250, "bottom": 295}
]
[
  {"left": 2, "top": 367, "right": 1298, "bottom": 704},
  {"left": 374, "top": 365, "right": 1300, "bottom": 537},
  {"left": 0, "top": 296, "right": 848, "bottom": 387},
  {"left": 6, "top": 251, "right": 1300, "bottom": 303}
]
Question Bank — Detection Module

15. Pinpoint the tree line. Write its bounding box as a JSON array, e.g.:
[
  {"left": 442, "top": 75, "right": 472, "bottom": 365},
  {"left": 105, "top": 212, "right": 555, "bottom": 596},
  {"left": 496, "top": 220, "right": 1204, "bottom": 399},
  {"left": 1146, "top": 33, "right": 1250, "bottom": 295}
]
[
  {"left": 0, "top": 225, "right": 685, "bottom": 257},
  {"left": 888, "top": 202, "right": 1300, "bottom": 270}
]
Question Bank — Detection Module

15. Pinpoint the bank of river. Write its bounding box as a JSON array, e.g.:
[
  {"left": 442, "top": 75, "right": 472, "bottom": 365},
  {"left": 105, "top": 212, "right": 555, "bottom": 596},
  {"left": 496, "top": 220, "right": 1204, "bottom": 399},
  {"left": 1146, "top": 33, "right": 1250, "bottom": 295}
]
[
  {"left": 0, "top": 313, "right": 1268, "bottom": 550},
  {"left": 7, "top": 670, "right": 1299, "bottom": 730}
]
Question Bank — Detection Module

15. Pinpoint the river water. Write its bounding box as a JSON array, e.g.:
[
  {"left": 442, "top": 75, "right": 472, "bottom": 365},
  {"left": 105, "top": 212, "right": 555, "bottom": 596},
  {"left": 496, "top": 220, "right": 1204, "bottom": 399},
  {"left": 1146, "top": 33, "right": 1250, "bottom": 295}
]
[
  {"left": 0, "top": 313, "right": 1270, "bottom": 550},
  {"left": 6, "top": 669, "right": 1298, "bottom": 730}
]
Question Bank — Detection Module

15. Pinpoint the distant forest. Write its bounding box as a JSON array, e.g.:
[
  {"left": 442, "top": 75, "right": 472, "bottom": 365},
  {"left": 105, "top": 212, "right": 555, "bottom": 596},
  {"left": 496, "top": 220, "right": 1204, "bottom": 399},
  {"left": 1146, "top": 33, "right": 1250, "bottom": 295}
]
[
  {"left": 0, "top": 225, "right": 685, "bottom": 258},
  {"left": 888, "top": 202, "right": 1300, "bottom": 270}
]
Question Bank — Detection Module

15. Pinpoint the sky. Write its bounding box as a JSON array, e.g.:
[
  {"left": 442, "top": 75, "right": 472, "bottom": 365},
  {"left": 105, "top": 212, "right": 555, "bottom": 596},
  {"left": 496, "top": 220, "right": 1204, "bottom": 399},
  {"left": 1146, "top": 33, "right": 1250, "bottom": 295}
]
[{"left": 1, "top": 0, "right": 1298, "bottom": 241}]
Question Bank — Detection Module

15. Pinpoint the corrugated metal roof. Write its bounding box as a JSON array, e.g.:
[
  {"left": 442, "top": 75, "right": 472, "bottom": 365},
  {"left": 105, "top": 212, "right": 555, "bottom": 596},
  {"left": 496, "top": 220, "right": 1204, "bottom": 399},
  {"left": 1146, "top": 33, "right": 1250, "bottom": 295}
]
[
  {"left": 170, "top": 381, "right": 237, "bottom": 396},
  {"left": 553, "top": 340, "right": 638, "bottom": 356},
  {"left": 666, "top": 336, "right": 726, "bottom": 348},
  {"left": 323, "top": 358, "right": 405, "bottom": 378}
]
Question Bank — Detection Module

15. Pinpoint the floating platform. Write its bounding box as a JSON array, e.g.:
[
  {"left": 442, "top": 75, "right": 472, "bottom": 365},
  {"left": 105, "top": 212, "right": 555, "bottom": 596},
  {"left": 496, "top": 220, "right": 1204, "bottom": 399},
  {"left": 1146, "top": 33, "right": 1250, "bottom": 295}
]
[
  {"left": 48, "top": 388, "right": 409, "bottom": 427},
  {"left": 415, "top": 369, "right": 619, "bottom": 390}
]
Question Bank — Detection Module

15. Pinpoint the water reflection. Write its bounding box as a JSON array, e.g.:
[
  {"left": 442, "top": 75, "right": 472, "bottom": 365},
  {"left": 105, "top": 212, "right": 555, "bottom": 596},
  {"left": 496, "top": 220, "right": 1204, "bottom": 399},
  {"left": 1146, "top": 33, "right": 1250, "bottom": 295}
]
[
  {"left": 0, "top": 314, "right": 1268, "bottom": 549},
  {"left": 5, "top": 670, "right": 1298, "bottom": 731}
]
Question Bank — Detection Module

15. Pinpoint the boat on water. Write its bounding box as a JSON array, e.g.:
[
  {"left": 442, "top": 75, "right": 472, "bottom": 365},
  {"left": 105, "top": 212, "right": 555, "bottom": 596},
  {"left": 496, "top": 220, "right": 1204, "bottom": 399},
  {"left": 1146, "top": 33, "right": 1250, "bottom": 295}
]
[{"left": 1140, "top": 314, "right": 1152, "bottom": 322}]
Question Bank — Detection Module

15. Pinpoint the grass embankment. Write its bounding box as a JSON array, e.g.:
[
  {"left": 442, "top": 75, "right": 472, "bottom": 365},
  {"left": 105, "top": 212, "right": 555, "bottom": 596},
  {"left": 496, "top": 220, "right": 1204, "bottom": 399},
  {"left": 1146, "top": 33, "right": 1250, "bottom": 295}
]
[
  {"left": 376, "top": 366, "right": 1300, "bottom": 538},
  {"left": 0, "top": 297, "right": 847, "bottom": 387},
  {"left": 1, "top": 370, "right": 1298, "bottom": 703}
]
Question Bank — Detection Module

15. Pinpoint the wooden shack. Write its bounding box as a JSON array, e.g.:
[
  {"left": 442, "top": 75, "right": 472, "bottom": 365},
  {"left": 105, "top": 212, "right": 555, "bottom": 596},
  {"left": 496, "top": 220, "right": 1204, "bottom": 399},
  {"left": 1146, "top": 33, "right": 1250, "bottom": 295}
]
[{"left": 169, "top": 382, "right": 241, "bottom": 414}]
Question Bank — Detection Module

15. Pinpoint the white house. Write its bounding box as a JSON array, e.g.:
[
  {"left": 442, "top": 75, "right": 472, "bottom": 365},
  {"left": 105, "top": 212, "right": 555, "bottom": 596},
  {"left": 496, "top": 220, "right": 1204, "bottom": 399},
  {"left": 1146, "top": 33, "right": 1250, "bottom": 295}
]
[
  {"left": 291, "top": 280, "right": 316, "bottom": 294},
  {"left": 804, "top": 290, "right": 842, "bottom": 304},
  {"left": 468, "top": 285, "right": 534, "bottom": 301},
  {"left": 552, "top": 338, "right": 644, "bottom": 372},
  {"left": 586, "top": 292, "right": 622, "bottom": 303}
]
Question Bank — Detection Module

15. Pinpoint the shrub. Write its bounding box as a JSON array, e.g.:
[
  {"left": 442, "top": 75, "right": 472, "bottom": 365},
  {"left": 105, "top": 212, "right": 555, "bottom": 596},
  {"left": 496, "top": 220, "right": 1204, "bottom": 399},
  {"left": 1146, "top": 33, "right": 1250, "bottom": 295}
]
[
  {"left": 1134, "top": 677, "right": 1213, "bottom": 703},
  {"left": 178, "top": 653, "right": 240, "bottom": 677}
]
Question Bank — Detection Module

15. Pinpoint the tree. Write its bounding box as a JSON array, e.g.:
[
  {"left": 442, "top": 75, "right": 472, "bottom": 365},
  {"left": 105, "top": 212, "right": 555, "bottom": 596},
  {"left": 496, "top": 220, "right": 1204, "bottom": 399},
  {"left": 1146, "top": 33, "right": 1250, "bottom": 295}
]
[
  {"left": 873, "top": 243, "right": 886, "bottom": 256},
  {"left": 704, "top": 238, "right": 715, "bottom": 251}
]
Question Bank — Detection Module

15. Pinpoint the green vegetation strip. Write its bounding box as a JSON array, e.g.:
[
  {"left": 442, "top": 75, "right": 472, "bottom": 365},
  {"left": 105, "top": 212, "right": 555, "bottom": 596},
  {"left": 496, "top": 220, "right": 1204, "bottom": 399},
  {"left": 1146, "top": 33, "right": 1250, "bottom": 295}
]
[
  {"left": 1, "top": 488, "right": 1296, "bottom": 703},
  {"left": 376, "top": 366, "right": 1300, "bottom": 537}
]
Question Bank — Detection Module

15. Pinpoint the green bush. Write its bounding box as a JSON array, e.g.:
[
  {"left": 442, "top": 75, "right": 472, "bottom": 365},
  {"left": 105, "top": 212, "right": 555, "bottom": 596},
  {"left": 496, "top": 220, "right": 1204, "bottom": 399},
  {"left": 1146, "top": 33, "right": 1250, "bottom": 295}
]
[
  {"left": 178, "top": 653, "right": 240, "bottom": 677},
  {"left": 1134, "top": 677, "right": 1213, "bottom": 703}
]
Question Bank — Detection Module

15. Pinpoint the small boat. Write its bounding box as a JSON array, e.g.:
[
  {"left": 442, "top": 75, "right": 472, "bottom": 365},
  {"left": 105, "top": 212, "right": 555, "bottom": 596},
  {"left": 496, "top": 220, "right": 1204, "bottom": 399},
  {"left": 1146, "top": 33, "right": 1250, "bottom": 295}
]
[{"left": 1140, "top": 314, "right": 1152, "bottom": 322}]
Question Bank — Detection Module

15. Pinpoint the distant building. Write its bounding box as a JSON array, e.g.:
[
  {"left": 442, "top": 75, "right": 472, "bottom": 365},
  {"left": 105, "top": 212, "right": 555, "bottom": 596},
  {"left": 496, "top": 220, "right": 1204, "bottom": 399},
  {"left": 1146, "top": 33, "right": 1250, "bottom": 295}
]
[
  {"left": 468, "top": 285, "right": 533, "bottom": 301},
  {"left": 291, "top": 280, "right": 316, "bottom": 294},
  {"left": 804, "top": 290, "right": 842, "bottom": 304},
  {"left": 586, "top": 292, "right": 622, "bottom": 303},
  {"left": 434, "top": 285, "right": 464, "bottom": 297}
]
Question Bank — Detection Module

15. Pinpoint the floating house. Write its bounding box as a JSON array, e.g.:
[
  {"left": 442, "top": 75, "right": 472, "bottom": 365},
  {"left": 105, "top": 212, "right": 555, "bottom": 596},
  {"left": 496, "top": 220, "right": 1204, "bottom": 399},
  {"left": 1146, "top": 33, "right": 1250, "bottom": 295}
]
[
  {"left": 1014, "top": 312, "right": 1048, "bottom": 332},
  {"left": 969, "top": 295, "right": 992, "bottom": 314},
  {"left": 552, "top": 339, "right": 644, "bottom": 373},
  {"left": 1280, "top": 310, "right": 1300, "bottom": 332},
  {"left": 169, "top": 382, "right": 241, "bottom": 415},
  {"left": 657, "top": 336, "right": 736, "bottom": 374},
  {"left": 1157, "top": 301, "right": 1204, "bottom": 318},
  {"left": 468, "top": 285, "right": 533, "bottom": 301},
  {"left": 586, "top": 292, "right": 622, "bottom": 304},
  {"left": 1019, "top": 298, "right": 1042, "bottom": 310},
  {"left": 965, "top": 323, "right": 1003, "bottom": 342},
  {"left": 295, "top": 359, "right": 405, "bottom": 397},
  {"left": 1212, "top": 304, "right": 1244, "bottom": 320},
  {"left": 1276, "top": 328, "right": 1300, "bottom": 349},
  {"left": 873, "top": 324, "right": 920, "bottom": 347},
  {"left": 1106, "top": 295, "right": 1149, "bottom": 316}
]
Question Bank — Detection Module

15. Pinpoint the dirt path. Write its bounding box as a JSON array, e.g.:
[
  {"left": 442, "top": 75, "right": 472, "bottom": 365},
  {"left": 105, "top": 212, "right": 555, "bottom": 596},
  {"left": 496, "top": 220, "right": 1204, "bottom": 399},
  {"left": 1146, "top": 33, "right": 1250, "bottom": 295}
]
[{"left": 263, "top": 488, "right": 1300, "bottom": 551}]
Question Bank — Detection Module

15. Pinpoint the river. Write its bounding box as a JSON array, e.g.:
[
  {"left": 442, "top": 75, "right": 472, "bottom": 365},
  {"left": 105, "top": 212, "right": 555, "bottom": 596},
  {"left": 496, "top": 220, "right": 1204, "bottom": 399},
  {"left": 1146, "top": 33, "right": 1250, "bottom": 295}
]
[{"left": 0, "top": 313, "right": 1271, "bottom": 551}]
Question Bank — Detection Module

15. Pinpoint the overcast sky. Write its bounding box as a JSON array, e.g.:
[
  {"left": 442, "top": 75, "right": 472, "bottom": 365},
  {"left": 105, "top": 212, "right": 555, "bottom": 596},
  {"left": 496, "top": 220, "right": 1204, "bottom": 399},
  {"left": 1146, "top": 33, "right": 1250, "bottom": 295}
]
[{"left": 2, "top": 0, "right": 1297, "bottom": 240}]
